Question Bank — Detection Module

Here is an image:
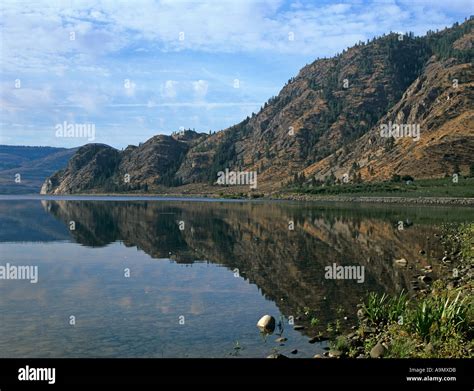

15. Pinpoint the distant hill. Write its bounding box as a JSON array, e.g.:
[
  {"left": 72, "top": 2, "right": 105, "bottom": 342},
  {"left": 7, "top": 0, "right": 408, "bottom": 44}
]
[
  {"left": 40, "top": 131, "right": 208, "bottom": 194},
  {"left": 0, "top": 145, "right": 77, "bottom": 194},
  {"left": 41, "top": 18, "right": 474, "bottom": 195}
]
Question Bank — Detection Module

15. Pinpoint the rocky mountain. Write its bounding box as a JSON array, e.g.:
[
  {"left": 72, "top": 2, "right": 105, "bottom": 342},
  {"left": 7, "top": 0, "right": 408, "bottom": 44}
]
[
  {"left": 41, "top": 19, "right": 473, "bottom": 195},
  {"left": 304, "top": 41, "right": 474, "bottom": 182},
  {"left": 41, "top": 131, "right": 207, "bottom": 194},
  {"left": 0, "top": 145, "right": 77, "bottom": 194}
]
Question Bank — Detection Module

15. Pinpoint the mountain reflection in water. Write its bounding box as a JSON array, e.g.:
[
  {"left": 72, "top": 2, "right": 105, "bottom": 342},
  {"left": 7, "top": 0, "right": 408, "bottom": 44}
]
[{"left": 0, "top": 199, "right": 469, "bottom": 357}]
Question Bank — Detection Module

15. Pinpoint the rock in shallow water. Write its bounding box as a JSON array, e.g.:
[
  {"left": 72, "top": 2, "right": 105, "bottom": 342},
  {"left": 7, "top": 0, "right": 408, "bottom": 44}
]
[
  {"left": 309, "top": 336, "right": 328, "bottom": 343},
  {"left": 267, "top": 353, "right": 288, "bottom": 359},
  {"left": 257, "top": 315, "right": 275, "bottom": 333}
]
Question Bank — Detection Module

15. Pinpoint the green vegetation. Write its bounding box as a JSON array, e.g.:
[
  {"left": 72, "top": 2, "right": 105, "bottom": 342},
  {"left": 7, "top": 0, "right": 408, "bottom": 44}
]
[
  {"left": 288, "top": 177, "right": 474, "bottom": 198},
  {"left": 426, "top": 19, "right": 474, "bottom": 62},
  {"left": 359, "top": 288, "right": 473, "bottom": 358},
  {"left": 356, "top": 221, "right": 473, "bottom": 358},
  {"left": 330, "top": 336, "right": 350, "bottom": 352},
  {"left": 229, "top": 340, "right": 244, "bottom": 357},
  {"left": 409, "top": 292, "right": 469, "bottom": 341},
  {"left": 440, "top": 223, "right": 474, "bottom": 264},
  {"left": 156, "top": 151, "right": 186, "bottom": 187},
  {"left": 201, "top": 19, "right": 474, "bottom": 177},
  {"left": 384, "top": 334, "right": 418, "bottom": 358},
  {"left": 459, "top": 223, "right": 474, "bottom": 260},
  {"left": 310, "top": 317, "right": 320, "bottom": 327},
  {"left": 327, "top": 221, "right": 474, "bottom": 358},
  {"left": 206, "top": 118, "right": 251, "bottom": 183},
  {"left": 362, "top": 291, "right": 407, "bottom": 325}
]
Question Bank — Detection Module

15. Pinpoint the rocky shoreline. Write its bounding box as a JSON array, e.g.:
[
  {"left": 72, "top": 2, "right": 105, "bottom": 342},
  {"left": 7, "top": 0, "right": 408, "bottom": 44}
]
[
  {"left": 264, "top": 222, "right": 473, "bottom": 359},
  {"left": 271, "top": 194, "right": 474, "bottom": 206},
  {"left": 16, "top": 191, "right": 474, "bottom": 206}
]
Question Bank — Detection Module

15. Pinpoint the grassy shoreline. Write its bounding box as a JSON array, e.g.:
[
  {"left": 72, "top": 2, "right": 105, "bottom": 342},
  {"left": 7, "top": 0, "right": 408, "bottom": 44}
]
[
  {"left": 0, "top": 193, "right": 474, "bottom": 207},
  {"left": 7, "top": 177, "right": 466, "bottom": 206},
  {"left": 3, "top": 193, "right": 474, "bottom": 207},
  {"left": 322, "top": 223, "right": 473, "bottom": 359},
  {"left": 285, "top": 177, "right": 474, "bottom": 198},
  {"left": 271, "top": 194, "right": 474, "bottom": 206}
]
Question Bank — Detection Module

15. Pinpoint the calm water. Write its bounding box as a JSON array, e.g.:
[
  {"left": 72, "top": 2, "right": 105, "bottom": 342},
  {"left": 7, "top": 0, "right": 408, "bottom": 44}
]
[{"left": 0, "top": 198, "right": 472, "bottom": 358}]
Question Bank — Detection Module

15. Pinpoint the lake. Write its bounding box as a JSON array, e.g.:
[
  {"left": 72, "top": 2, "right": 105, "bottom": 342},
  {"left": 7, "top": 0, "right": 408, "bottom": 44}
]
[{"left": 0, "top": 197, "right": 472, "bottom": 358}]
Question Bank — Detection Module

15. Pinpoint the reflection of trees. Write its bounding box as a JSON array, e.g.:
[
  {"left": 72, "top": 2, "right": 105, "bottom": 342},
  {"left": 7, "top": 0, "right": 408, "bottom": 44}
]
[{"left": 42, "top": 200, "right": 445, "bottom": 333}]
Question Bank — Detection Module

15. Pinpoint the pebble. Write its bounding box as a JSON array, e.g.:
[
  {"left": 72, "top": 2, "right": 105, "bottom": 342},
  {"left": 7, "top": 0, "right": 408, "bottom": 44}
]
[
  {"left": 395, "top": 258, "right": 407, "bottom": 267},
  {"left": 418, "top": 275, "right": 432, "bottom": 283},
  {"left": 370, "top": 342, "right": 386, "bottom": 358},
  {"left": 328, "top": 350, "right": 342, "bottom": 358}
]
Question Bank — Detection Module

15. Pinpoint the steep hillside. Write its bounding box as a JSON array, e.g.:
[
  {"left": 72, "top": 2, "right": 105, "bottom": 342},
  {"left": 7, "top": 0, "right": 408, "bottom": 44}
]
[
  {"left": 41, "top": 18, "right": 474, "bottom": 195},
  {"left": 42, "top": 130, "right": 207, "bottom": 194},
  {"left": 303, "top": 31, "right": 474, "bottom": 182},
  {"left": 186, "top": 36, "right": 431, "bottom": 187}
]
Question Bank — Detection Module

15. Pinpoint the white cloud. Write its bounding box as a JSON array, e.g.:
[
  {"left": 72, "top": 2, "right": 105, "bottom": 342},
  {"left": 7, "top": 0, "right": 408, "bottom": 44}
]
[
  {"left": 124, "top": 80, "right": 137, "bottom": 97},
  {"left": 1, "top": 0, "right": 466, "bottom": 77},
  {"left": 66, "top": 91, "right": 110, "bottom": 113},
  {"left": 192, "top": 80, "right": 208, "bottom": 100},
  {"left": 105, "top": 102, "right": 261, "bottom": 108},
  {"left": 162, "top": 80, "right": 178, "bottom": 99},
  {"left": 0, "top": 0, "right": 469, "bottom": 147},
  {"left": 0, "top": 84, "right": 54, "bottom": 112}
]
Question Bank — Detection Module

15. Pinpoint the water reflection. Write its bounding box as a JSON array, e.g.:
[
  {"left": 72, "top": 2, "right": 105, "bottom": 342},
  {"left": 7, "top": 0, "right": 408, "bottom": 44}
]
[
  {"left": 0, "top": 199, "right": 470, "bottom": 357},
  {"left": 40, "top": 200, "right": 449, "bottom": 326}
]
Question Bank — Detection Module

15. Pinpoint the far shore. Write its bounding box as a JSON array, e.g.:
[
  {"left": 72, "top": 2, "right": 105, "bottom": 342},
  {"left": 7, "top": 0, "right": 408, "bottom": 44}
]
[{"left": 1, "top": 192, "right": 473, "bottom": 206}]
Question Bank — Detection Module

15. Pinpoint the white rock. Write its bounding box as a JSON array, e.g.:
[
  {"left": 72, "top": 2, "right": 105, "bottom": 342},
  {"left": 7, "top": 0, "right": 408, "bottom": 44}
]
[
  {"left": 394, "top": 258, "right": 407, "bottom": 267},
  {"left": 257, "top": 315, "right": 275, "bottom": 333}
]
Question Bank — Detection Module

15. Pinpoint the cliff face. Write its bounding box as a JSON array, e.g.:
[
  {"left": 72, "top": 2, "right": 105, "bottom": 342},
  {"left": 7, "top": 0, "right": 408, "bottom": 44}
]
[
  {"left": 303, "top": 56, "right": 474, "bottom": 182},
  {"left": 42, "top": 19, "right": 474, "bottom": 195},
  {"left": 41, "top": 131, "right": 207, "bottom": 194}
]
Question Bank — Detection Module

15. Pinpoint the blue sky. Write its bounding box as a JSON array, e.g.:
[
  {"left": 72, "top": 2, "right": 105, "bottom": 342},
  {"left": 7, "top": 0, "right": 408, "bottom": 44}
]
[{"left": 1, "top": 0, "right": 472, "bottom": 148}]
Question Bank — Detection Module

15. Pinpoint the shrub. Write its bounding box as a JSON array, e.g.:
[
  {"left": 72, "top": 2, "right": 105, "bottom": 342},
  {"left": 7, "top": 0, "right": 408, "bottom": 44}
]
[
  {"left": 362, "top": 291, "right": 408, "bottom": 325},
  {"left": 330, "top": 336, "right": 350, "bottom": 352},
  {"left": 409, "top": 292, "right": 470, "bottom": 341}
]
